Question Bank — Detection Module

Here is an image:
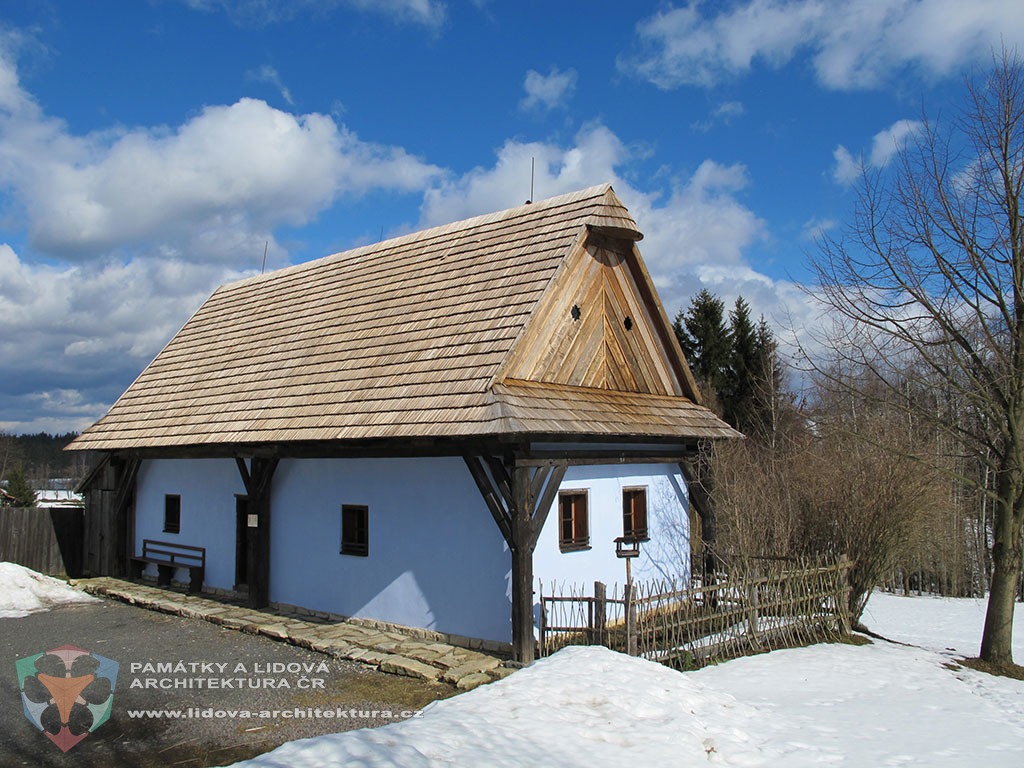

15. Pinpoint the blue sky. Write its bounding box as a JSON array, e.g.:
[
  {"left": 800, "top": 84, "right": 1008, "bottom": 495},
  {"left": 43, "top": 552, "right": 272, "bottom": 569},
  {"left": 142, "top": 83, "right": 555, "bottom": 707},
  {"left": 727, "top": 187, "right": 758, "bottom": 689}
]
[{"left": 1, "top": 0, "right": 1021, "bottom": 434}]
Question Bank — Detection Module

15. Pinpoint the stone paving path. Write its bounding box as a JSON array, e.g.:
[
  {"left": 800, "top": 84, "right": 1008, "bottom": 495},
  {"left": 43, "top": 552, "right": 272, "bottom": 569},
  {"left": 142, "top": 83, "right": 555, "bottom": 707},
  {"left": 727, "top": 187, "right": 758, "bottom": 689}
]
[{"left": 71, "top": 577, "right": 515, "bottom": 691}]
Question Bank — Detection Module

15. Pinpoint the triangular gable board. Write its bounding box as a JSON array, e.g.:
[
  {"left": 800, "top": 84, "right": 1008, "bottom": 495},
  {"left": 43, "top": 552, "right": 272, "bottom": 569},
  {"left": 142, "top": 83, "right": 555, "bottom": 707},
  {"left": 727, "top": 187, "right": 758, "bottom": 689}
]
[{"left": 499, "top": 234, "right": 685, "bottom": 397}]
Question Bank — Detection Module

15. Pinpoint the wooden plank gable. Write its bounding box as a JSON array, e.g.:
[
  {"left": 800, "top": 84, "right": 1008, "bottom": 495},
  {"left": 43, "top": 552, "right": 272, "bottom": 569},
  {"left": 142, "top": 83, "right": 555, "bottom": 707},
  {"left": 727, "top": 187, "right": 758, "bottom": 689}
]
[{"left": 499, "top": 237, "right": 683, "bottom": 397}]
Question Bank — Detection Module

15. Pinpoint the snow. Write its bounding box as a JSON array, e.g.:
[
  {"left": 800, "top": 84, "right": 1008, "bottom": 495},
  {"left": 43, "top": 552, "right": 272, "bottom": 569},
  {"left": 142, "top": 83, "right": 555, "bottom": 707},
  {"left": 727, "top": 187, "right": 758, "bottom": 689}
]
[
  {"left": 0, "top": 561, "right": 96, "bottom": 617},
  {"left": 228, "top": 591, "right": 1024, "bottom": 768}
]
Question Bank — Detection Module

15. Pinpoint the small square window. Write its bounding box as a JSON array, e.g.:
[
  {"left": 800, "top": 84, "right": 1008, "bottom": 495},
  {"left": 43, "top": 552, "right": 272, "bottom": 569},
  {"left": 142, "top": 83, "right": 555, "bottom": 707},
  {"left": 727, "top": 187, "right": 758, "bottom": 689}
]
[
  {"left": 163, "top": 495, "right": 181, "bottom": 534},
  {"left": 558, "top": 491, "right": 589, "bottom": 552},
  {"left": 341, "top": 505, "right": 369, "bottom": 557},
  {"left": 622, "top": 487, "right": 649, "bottom": 541}
]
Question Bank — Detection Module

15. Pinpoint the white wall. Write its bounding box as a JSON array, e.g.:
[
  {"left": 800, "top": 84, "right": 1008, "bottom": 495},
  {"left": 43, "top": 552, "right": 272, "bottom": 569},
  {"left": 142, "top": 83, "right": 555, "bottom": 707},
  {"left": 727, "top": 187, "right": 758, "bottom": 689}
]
[{"left": 534, "top": 464, "right": 691, "bottom": 596}]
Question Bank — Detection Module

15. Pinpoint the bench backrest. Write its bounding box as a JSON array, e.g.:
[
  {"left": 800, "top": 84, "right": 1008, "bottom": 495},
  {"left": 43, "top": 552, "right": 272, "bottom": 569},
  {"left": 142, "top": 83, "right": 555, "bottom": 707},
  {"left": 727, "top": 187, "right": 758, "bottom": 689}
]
[{"left": 141, "top": 539, "right": 206, "bottom": 568}]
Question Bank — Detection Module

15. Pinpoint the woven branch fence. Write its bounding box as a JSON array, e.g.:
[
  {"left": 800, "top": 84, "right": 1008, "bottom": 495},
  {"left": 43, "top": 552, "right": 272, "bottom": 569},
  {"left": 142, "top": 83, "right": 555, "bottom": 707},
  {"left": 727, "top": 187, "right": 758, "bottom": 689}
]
[{"left": 539, "top": 556, "right": 853, "bottom": 670}]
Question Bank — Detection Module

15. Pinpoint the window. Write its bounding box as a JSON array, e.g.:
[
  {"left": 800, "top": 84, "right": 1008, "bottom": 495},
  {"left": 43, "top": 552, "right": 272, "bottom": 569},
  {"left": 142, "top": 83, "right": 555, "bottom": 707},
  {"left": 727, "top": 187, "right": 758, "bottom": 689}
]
[
  {"left": 340, "top": 505, "right": 369, "bottom": 557},
  {"left": 163, "top": 495, "right": 181, "bottom": 534},
  {"left": 558, "top": 491, "right": 589, "bottom": 552},
  {"left": 622, "top": 487, "right": 649, "bottom": 541}
]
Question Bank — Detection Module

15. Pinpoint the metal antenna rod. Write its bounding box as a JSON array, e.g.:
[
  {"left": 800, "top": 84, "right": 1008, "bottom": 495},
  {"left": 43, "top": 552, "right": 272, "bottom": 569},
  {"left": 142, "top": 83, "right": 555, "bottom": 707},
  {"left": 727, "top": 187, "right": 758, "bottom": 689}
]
[{"left": 260, "top": 241, "right": 269, "bottom": 274}]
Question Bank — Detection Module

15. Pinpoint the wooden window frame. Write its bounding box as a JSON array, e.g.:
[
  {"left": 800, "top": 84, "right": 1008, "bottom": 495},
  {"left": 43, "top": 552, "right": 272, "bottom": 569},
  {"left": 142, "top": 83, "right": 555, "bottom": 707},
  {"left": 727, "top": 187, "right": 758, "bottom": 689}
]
[
  {"left": 622, "top": 487, "right": 649, "bottom": 542},
  {"left": 163, "top": 494, "right": 181, "bottom": 535},
  {"left": 558, "top": 490, "right": 590, "bottom": 552},
  {"left": 340, "top": 504, "right": 369, "bottom": 557}
]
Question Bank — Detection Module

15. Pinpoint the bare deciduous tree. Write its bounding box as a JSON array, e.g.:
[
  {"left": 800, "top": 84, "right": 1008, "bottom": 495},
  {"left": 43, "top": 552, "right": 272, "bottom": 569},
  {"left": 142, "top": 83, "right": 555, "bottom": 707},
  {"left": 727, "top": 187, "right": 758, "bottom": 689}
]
[{"left": 811, "top": 51, "right": 1024, "bottom": 665}]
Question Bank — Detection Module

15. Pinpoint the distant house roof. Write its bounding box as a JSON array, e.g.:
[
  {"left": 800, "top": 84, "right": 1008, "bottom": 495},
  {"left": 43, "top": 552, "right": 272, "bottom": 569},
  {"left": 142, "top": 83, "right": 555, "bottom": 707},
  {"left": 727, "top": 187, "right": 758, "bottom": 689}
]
[
  {"left": 69, "top": 184, "right": 737, "bottom": 454},
  {"left": 35, "top": 489, "right": 84, "bottom": 508}
]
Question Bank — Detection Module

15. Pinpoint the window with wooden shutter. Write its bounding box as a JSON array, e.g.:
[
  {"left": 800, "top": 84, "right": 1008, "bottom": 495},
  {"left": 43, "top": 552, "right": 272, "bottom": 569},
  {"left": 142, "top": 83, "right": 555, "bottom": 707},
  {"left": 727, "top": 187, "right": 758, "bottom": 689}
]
[
  {"left": 340, "top": 504, "right": 369, "bottom": 557},
  {"left": 558, "top": 490, "right": 590, "bottom": 552},
  {"left": 622, "top": 487, "right": 648, "bottom": 541}
]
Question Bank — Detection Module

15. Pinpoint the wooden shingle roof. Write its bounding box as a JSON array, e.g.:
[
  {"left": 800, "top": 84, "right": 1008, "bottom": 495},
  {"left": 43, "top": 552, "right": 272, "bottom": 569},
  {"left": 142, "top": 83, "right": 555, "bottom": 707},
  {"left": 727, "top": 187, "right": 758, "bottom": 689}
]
[{"left": 69, "top": 185, "right": 737, "bottom": 452}]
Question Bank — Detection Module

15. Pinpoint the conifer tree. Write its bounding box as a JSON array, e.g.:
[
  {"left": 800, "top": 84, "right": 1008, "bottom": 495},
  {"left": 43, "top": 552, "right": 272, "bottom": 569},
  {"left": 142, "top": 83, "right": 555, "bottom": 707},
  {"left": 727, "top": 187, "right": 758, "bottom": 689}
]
[
  {"left": 673, "top": 289, "right": 731, "bottom": 413},
  {"left": 4, "top": 466, "right": 36, "bottom": 508},
  {"left": 723, "top": 297, "right": 758, "bottom": 431}
]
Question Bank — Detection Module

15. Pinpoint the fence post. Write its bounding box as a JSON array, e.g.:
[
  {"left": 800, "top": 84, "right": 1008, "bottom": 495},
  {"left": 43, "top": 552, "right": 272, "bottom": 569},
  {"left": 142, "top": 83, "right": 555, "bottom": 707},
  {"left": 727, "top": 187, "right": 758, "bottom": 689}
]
[
  {"left": 538, "top": 583, "right": 547, "bottom": 657},
  {"left": 593, "top": 581, "right": 606, "bottom": 646},
  {"left": 625, "top": 581, "right": 637, "bottom": 656},
  {"left": 837, "top": 554, "right": 853, "bottom": 636},
  {"left": 746, "top": 565, "right": 761, "bottom": 648}
]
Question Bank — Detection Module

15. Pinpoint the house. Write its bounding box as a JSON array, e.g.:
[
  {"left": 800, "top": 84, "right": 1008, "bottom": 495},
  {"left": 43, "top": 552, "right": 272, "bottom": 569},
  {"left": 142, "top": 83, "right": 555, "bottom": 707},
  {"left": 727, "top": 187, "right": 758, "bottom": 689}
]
[{"left": 68, "top": 185, "right": 738, "bottom": 661}]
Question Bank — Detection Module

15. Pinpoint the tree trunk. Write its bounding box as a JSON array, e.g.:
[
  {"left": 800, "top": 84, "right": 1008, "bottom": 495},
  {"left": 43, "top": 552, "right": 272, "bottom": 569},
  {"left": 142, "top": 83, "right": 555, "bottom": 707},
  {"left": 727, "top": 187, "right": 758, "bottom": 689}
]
[{"left": 980, "top": 466, "right": 1023, "bottom": 664}]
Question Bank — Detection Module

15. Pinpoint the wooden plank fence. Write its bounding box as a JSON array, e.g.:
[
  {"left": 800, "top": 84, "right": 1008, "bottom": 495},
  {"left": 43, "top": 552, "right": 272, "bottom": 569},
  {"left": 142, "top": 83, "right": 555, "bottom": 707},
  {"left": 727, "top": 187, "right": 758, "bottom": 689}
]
[
  {"left": 0, "top": 506, "right": 84, "bottom": 578},
  {"left": 539, "top": 556, "right": 853, "bottom": 669}
]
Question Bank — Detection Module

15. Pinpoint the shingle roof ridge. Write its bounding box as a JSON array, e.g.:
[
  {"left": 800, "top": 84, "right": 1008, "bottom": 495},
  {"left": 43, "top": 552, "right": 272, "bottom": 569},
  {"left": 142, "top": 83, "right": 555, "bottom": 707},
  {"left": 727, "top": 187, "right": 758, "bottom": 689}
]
[{"left": 228, "top": 183, "right": 614, "bottom": 290}]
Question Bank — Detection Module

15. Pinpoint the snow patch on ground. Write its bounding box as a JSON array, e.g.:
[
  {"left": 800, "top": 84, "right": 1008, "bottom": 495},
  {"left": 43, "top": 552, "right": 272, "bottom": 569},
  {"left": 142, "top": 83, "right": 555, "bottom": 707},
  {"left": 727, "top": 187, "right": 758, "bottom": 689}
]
[
  {"left": 0, "top": 561, "right": 96, "bottom": 618},
  {"left": 228, "top": 592, "right": 1024, "bottom": 767}
]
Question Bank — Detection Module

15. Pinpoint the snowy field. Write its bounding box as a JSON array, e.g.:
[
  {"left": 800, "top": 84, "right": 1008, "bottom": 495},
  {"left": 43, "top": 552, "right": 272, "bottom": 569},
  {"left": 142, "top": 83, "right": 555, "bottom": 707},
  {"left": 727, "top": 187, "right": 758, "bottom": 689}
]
[
  {"left": 0, "top": 561, "right": 96, "bottom": 617},
  {"left": 229, "top": 590, "right": 1024, "bottom": 768},
  {"left": 2, "top": 563, "right": 1020, "bottom": 766}
]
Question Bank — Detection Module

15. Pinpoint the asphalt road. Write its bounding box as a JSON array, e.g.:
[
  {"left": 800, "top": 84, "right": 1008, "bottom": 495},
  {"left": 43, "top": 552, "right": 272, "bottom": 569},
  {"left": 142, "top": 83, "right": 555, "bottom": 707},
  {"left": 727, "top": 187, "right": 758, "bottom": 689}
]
[{"left": 1, "top": 598, "right": 452, "bottom": 767}]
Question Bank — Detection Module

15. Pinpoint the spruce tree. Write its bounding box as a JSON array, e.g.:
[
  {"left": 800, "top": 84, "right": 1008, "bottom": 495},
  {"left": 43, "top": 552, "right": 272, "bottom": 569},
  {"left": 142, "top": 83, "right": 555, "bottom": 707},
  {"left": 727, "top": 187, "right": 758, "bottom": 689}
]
[
  {"left": 724, "top": 297, "right": 758, "bottom": 432},
  {"left": 673, "top": 289, "right": 731, "bottom": 413},
  {"left": 4, "top": 466, "right": 37, "bottom": 508},
  {"left": 750, "top": 316, "right": 787, "bottom": 446}
]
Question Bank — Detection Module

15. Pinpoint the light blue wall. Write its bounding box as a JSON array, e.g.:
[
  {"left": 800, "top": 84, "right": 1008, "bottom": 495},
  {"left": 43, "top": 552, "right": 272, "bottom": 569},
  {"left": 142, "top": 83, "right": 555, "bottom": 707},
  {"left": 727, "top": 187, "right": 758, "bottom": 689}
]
[
  {"left": 268, "top": 457, "right": 510, "bottom": 643},
  {"left": 132, "top": 458, "right": 690, "bottom": 644},
  {"left": 534, "top": 464, "right": 691, "bottom": 595},
  {"left": 134, "top": 459, "right": 244, "bottom": 589}
]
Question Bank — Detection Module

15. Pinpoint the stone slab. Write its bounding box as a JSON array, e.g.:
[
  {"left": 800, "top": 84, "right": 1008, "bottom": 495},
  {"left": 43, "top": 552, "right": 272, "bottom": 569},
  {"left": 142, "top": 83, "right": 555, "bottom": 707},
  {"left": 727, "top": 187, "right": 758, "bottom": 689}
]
[{"left": 378, "top": 655, "right": 442, "bottom": 682}]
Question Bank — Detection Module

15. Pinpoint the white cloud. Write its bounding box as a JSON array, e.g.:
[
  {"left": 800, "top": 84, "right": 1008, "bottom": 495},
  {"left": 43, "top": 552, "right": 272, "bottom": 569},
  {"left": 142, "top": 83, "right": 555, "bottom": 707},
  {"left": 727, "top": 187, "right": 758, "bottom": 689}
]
[
  {"left": 248, "top": 64, "right": 294, "bottom": 105},
  {"left": 0, "top": 40, "right": 443, "bottom": 432},
  {"left": 520, "top": 67, "right": 578, "bottom": 112},
  {"left": 692, "top": 100, "right": 746, "bottom": 132},
  {"left": 0, "top": 51, "right": 442, "bottom": 261},
  {"left": 622, "top": 0, "right": 1024, "bottom": 91},
  {"left": 868, "top": 118, "right": 922, "bottom": 167},
  {"left": 832, "top": 118, "right": 922, "bottom": 185},
  {"left": 801, "top": 216, "right": 837, "bottom": 241},
  {"left": 0, "top": 242, "right": 251, "bottom": 432},
  {"left": 181, "top": 0, "right": 446, "bottom": 28},
  {"left": 832, "top": 145, "right": 861, "bottom": 185}
]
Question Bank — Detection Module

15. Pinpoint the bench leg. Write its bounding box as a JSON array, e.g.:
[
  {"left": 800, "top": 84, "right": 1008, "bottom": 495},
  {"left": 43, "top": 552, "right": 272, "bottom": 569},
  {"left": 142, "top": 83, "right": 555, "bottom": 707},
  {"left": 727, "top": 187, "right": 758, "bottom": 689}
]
[
  {"left": 189, "top": 568, "right": 204, "bottom": 594},
  {"left": 157, "top": 564, "right": 173, "bottom": 587},
  {"left": 130, "top": 560, "right": 145, "bottom": 580}
]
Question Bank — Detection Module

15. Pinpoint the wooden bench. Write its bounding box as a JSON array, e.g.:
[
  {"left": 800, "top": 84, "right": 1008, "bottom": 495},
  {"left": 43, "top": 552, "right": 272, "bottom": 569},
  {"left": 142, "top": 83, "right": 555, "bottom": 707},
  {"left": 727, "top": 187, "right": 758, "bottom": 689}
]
[{"left": 130, "top": 539, "right": 206, "bottom": 594}]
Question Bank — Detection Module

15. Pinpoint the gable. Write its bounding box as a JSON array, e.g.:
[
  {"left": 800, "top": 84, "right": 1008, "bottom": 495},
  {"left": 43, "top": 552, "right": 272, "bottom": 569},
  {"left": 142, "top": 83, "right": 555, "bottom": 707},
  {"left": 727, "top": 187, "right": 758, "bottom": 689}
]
[{"left": 499, "top": 234, "right": 690, "bottom": 398}]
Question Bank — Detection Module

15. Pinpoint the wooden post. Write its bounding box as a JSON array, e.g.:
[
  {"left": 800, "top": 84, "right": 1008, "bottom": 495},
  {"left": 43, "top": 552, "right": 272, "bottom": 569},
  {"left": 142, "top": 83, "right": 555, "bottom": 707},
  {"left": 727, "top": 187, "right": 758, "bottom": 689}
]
[
  {"left": 538, "top": 583, "right": 547, "bottom": 657},
  {"left": 593, "top": 580, "right": 606, "bottom": 646},
  {"left": 236, "top": 456, "right": 279, "bottom": 609},
  {"left": 837, "top": 554, "right": 853, "bottom": 636},
  {"left": 746, "top": 566, "right": 761, "bottom": 647},
  {"left": 510, "top": 464, "right": 535, "bottom": 664},
  {"left": 463, "top": 454, "right": 566, "bottom": 665},
  {"left": 625, "top": 581, "right": 637, "bottom": 656}
]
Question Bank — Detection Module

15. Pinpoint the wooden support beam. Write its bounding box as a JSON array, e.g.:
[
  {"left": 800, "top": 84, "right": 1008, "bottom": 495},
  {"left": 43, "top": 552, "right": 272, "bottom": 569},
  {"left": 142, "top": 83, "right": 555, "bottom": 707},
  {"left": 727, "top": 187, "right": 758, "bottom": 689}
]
[
  {"left": 110, "top": 458, "right": 140, "bottom": 578},
  {"left": 235, "top": 456, "right": 278, "bottom": 608},
  {"left": 679, "top": 458, "right": 716, "bottom": 580},
  {"left": 509, "top": 464, "right": 534, "bottom": 665},
  {"left": 464, "top": 453, "right": 568, "bottom": 663},
  {"left": 462, "top": 454, "right": 513, "bottom": 545}
]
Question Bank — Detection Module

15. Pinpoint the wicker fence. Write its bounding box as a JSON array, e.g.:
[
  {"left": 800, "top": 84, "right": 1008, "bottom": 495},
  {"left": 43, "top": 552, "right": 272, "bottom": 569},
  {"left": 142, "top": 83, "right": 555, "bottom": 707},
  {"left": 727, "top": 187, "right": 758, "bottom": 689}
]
[{"left": 539, "top": 556, "right": 853, "bottom": 669}]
